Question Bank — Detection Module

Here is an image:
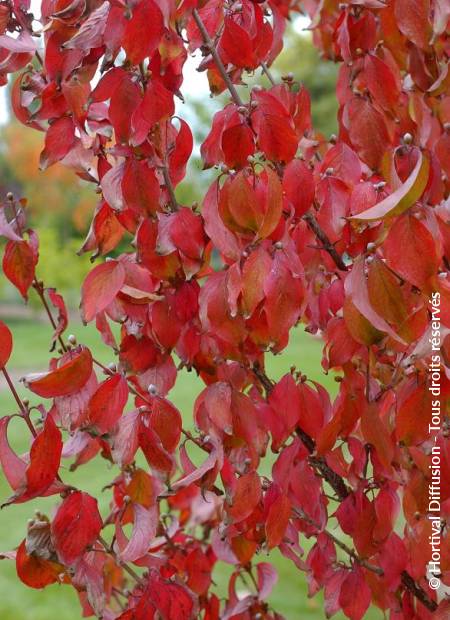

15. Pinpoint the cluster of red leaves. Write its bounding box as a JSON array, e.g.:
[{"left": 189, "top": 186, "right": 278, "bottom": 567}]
[{"left": 0, "top": 0, "right": 449, "bottom": 618}]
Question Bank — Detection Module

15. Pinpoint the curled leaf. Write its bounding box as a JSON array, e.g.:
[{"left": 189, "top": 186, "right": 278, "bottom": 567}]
[
  {"left": 22, "top": 347, "right": 93, "bottom": 398},
  {"left": 351, "top": 151, "right": 430, "bottom": 221}
]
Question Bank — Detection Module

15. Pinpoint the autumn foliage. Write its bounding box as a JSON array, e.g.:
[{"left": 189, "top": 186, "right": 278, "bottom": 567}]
[{"left": 0, "top": 0, "right": 449, "bottom": 618}]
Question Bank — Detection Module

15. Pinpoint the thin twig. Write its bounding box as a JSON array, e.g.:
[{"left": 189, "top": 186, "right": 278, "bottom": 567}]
[
  {"left": 260, "top": 61, "right": 276, "bottom": 86},
  {"left": 253, "top": 365, "right": 437, "bottom": 611},
  {"left": 98, "top": 535, "right": 143, "bottom": 585},
  {"left": 161, "top": 165, "right": 179, "bottom": 212},
  {"left": 1, "top": 367, "right": 37, "bottom": 437},
  {"left": 294, "top": 508, "right": 382, "bottom": 575},
  {"left": 303, "top": 212, "right": 348, "bottom": 271},
  {"left": 32, "top": 280, "right": 67, "bottom": 353}
]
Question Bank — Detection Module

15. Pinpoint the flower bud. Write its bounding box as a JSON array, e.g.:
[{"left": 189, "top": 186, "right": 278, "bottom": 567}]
[{"left": 402, "top": 132, "right": 413, "bottom": 145}]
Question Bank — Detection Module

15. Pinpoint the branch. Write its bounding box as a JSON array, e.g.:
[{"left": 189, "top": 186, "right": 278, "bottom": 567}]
[
  {"left": 303, "top": 212, "right": 348, "bottom": 271},
  {"left": 252, "top": 366, "right": 437, "bottom": 612},
  {"left": 251, "top": 364, "right": 350, "bottom": 500},
  {"left": 98, "top": 535, "right": 143, "bottom": 585},
  {"left": 32, "top": 280, "right": 67, "bottom": 353},
  {"left": 401, "top": 571, "right": 437, "bottom": 612},
  {"left": 252, "top": 361, "right": 274, "bottom": 394},
  {"left": 192, "top": 8, "right": 244, "bottom": 107},
  {"left": 294, "top": 508, "right": 382, "bottom": 575},
  {"left": 295, "top": 429, "right": 351, "bottom": 501}
]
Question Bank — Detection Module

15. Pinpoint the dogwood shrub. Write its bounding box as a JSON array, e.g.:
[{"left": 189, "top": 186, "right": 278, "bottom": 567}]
[{"left": 0, "top": 0, "right": 449, "bottom": 618}]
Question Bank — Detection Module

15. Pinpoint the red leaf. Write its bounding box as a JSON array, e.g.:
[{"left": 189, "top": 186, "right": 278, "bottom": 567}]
[
  {"left": 242, "top": 245, "right": 271, "bottom": 316},
  {"left": 361, "top": 404, "right": 394, "bottom": 471},
  {"left": 222, "top": 123, "right": 255, "bottom": 170},
  {"left": 147, "top": 570, "right": 194, "bottom": 619},
  {"left": 268, "top": 374, "right": 301, "bottom": 443},
  {"left": 344, "top": 257, "right": 404, "bottom": 344},
  {"left": 227, "top": 471, "right": 261, "bottom": 522},
  {"left": 0, "top": 319, "right": 12, "bottom": 368},
  {"left": 2, "top": 238, "right": 38, "bottom": 300},
  {"left": 62, "top": 1, "right": 109, "bottom": 50},
  {"left": 383, "top": 214, "right": 438, "bottom": 289},
  {"left": 168, "top": 119, "right": 193, "bottom": 186},
  {"left": 378, "top": 533, "right": 407, "bottom": 590},
  {"left": 283, "top": 159, "right": 314, "bottom": 217},
  {"left": 258, "top": 166, "right": 283, "bottom": 239},
  {"left": 148, "top": 397, "right": 182, "bottom": 453},
  {"left": 252, "top": 88, "right": 299, "bottom": 162},
  {"left": 394, "top": 0, "right": 431, "bottom": 49},
  {"left": 396, "top": 383, "right": 431, "bottom": 445},
  {"left": 345, "top": 97, "right": 390, "bottom": 170},
  {"left": 25, "top": 415, "right": 62, "bottom": 497},
  {"left": 266, "top": 495, "right": 291, "bottom": 549},
  {"left": 16, "top": 540, "right": 61, "bottom": 589},
  {"left": 202, "top": 181, "right": 241, "bottom": 260},
  {"left": 363, "top": 54, "right": 401, "bottom": 111},
  {"left": 85, "top": 374, "right": 128, "bottom": 433},
  {"left": 186, "top": 548, "right": 213, "bottom": 596},
  {"left": 111, "top": 409, "right": 140, "bottom": 466},
  {"left": 219, "top": 171, "right": 259, "bottom": 234},
  {"left": 40, "top": 117, "right": 76, "bottom": 170},
  {"left": 220, "top": 18, "right": 254, "bottom": 69},
  {"left": 122, "top": 0, "right": 163, "bottom": 65},
  {"left": 138, "top": 79, "right": 174, "bottom": 129},
  {"left": 109, "top": 76, "right": 141, "bottom": 144},
  {"left": 263, "top": 252, "right": 303, "bottom": 344},
  {"left": 52, "top": 491, "right": 102, "bottom": 565},
  {"left": 139, "top": 421, "right": 174, "bottom": 474},
  {"left": 23, "top": 347, "right": 93, "bottom": 398},
  {"left": 81, "top": 260, "right": 126, "bottom": 323},
  {"left": 339, "top": 567, "right": 371, "bottom": 620}
]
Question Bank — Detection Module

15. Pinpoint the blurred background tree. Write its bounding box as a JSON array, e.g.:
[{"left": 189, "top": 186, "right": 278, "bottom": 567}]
[{"left": 0, "top": 123, "right": 96, "bottom": 236}]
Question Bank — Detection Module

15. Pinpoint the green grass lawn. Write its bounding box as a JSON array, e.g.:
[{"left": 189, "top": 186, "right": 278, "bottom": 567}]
[{"left": 0, "top": 315, "right": 382, "bottom": 619}]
